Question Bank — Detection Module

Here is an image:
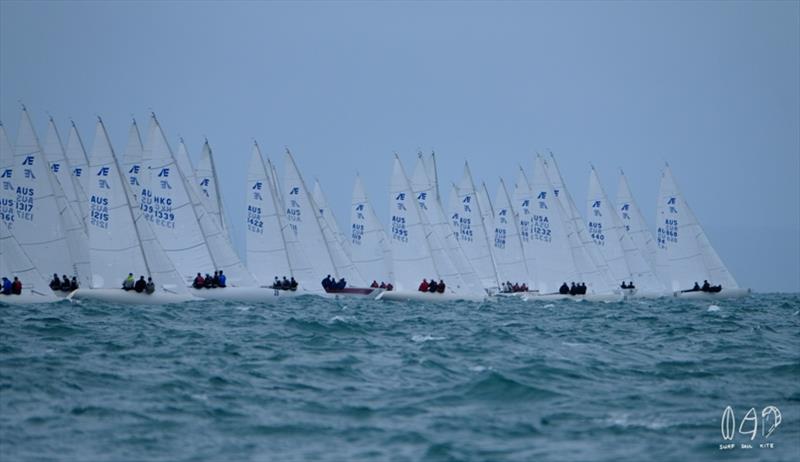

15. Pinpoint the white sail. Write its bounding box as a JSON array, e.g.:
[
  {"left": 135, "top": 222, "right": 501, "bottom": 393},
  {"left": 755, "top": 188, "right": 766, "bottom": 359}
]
[
  {"left": 456, "top": 162, "right": 500, "bottom": 290},
  {"left": 545, "top": 154, "right": 615, "bottom": 292},
  {"left": 409, "top": 155, "right": 478, "bottom": 294},
  {"left": 528, "top": 155, "right": 581, "bottom": 293},
  {"left": 511, "top": 167, "right": 539, "bottom": 288},
  {"left": 350, "top": 173, "right": 392, "bottom": 284},
  {"left": 1, "top": 221, "right": 53, "bottom": 295},
  {"left": 312, "top": 179, "right": 365, "bottom": 285},
  {"left": 139, "top": 116, "right": 213, "bottom": 282},
  {"left": 0, "top": 122, "right": 15, "bottom": 229},
  {"left": 245, "top": 142, "right": 293, "bottom": 284},
  {"left": 283, "top": 149, "right": 338, "bottom": 280},
  {"left": 42, "top": 118, "right": 83, "bottom": 227},
  {"left": 313, "top": 179, "right": 350, "bottom": 257},
  {"left": 174, "top": 138, "right": 197, "bottom": 187},
  {"left": 491, "top": 179, "right": 531, "bottom": 286},
  {"left": 195, "top": 140, "right": 232, "bottom": 243},
  {"left": 655, "top": 165, "right": 739, "bottom": 291},
  {"left": 86, "top": 118, "right": 187, "bottom": 294},
  {"left": 616, "top": 170, "right": 658, "bottom": 271},
  {"left": 121, "top": 119, "right": 145, "bottom": 204},
  {"left": 40, "top": 118, "right": 92, "bottom": 286},
  {"left": 388, "top": 155, "right": 440, "bottom": 292},
  {"left": 447, "top": 183, "right": 461, "bottom": 239},
  {"left": 477, "top": 181, "right": 494, "bottom": 225},
  {"left": 64, "top": 120, "right": 90, "bottom": 223},
  {"left": 587, "top": 167, "right": 664, "bottom": 292},
  {"left": 11, "top": 107, "right": 82, "bottom": 281}
]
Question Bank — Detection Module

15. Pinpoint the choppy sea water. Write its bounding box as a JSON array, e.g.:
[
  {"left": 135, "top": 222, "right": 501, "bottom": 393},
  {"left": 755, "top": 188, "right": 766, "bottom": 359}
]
[{"left": 1, "top": 294, "right": 798, "bottom": 461}]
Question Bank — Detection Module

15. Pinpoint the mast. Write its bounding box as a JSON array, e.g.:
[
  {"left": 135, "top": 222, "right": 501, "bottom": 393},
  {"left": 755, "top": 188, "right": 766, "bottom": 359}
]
[{"left": 100, "top": 116, "right": 152, "bottom": 277}]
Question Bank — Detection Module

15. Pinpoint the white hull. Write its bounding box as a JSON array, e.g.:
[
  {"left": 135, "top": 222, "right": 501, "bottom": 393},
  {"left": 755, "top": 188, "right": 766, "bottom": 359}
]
[
  {"left": 0, "top": 290, "right": 61, "bottom": 305},
  {"left": 378, "top": 290, "right": 486, "bottom": 302},
  {"left": 321, "top": 288, "right": 384, "bottom": 300},
  {"left": 624, "top": 290, "right": 669, "bottom": 299},
  {"left": 673, "top": 288, "right": 750, "bottom": 300},
  {"left": 522, "top": 292, "right": 623, "bottom": 302},
  {"left": 190, "top": 286, "right": 302, "bottom": 302},
  {"left": 69, "top": 288, "right": 197, "bottom": 305}
]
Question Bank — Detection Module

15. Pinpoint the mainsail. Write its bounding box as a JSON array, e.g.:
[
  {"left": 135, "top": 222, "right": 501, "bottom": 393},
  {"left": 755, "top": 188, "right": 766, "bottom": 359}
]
[
  {"left": 587, "top": 167, "right": 663, "bottom": 292},
  {"left": 491, "top": 178, "right": 531, "bottom": 286},
  {"left": 86, "top": 118, "right": 188, "bottom": 293},
  {"left": 284, "top": 149, "right": 349, "bottom": 285},
  {"left": 456, "top": 162, "right": 500, "bottom": 290},
  {"left": 616, "top": 170, "right": 658, "bottom": 271},
  {"left": 12, "top": 107, "right": 84, "bottom": 282},
  {"left": 195, "top": 140, "right": 232, "bottom": 243},
  {"left": 655, "top": 165, "right": 739, "bottom": 291},
  {"left": 1, "top": 221, "right": 51, "bottom": 293},
  {"left": 245, "top": 142, "right": 293, "bottom": 285},
  {"left": 312, "top": 178, "right": 365, "bottom": 285},
  {"left": 64, "top": 120, "right": 90, "bottom": 223},
  {"left": 528, "top": 154, "right": 580, "bottom": 293},
  {"left": 388, "top": 155, "right": 440, "bottom": 292},
  {"left": 409, "top": 155, "right": 477, "bottom": 293},
  {"left": 512, "top": 167, "right": 539, "bottom": 289},
  {"left": 350, "top": 173, "right": 393, "bottom": 284}
]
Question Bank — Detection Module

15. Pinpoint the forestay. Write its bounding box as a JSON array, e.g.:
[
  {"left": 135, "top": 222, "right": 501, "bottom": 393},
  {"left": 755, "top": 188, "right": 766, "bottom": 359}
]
[{"left": 655, "top": 165, "right": 739, "bottom": 292}]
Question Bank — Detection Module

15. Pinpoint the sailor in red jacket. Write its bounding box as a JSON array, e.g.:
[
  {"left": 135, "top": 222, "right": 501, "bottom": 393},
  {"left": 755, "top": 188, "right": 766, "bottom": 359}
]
[{"left": 418, "top": 279, "right": 429, "bottom": 292}]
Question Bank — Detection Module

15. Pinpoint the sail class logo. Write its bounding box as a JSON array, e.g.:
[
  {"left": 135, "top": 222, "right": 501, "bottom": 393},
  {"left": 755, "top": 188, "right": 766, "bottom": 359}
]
[{"left": 719, "top": 405, "right": 782, "bottom": 451}]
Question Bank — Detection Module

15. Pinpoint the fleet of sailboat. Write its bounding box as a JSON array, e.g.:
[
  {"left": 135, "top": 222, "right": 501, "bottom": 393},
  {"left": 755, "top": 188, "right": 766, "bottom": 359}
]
[{"left": 0, "top": 107, "right": 749, "bottom": 304}]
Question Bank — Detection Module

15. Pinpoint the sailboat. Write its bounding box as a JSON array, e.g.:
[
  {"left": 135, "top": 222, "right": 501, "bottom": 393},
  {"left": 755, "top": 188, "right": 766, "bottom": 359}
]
[
  {"left": 587, "top": 166, "right": 666, "bottom": 297},
  {"left": 656, "top": 164, "right": 748, "bottom": 298},
  {"left": 455, "top": 162, "right": 501, "bottom": 292},
  {"left": 410, "top": 154, "right": 481, "bottom": 296},
  {"left": 490, "top": 178, "right": 533, "bottom": 295},
  {"left": 10, "top": 107, "right": 88, "bottom": 292},
  {"left": 380, "top": 155, "right": 484, "bottom": 302},
  {"left": 283, "top": 149, "right": 377, "bottom": 298},
  {"left": 522, "top": 155, "right": 620, "bottom": 301},
  {"left": 349, "top": 173, "right": 393, "bottom": 285},
  {"left": 616, "top": 170, "right": 659, "bottom": 278},
  {"left": 70, "top": 118, "right": 197, "bottom": 304}
]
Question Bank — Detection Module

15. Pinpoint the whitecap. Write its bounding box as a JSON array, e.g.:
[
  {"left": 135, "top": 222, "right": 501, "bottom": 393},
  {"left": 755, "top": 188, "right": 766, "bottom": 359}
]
[
  {"left": 469, "top": 365, "right": 490, "bottom": 372},
  {"left": 329, "top": 315, "right": 348, "bottom": 323},
  {"left": 411, "top": 334, "right": 445, "bottom": 343},
  {"left": 707, "top": 304, "right": 720, "bottom": 312},
  {"left": 234, "top": 305, "right": 252, "bottom": 312},
  {"left": 543, "top": 303, "right": 555, "bottom": 308}
]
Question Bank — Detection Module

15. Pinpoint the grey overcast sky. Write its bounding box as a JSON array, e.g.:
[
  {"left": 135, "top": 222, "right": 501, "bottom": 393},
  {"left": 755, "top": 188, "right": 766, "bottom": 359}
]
[{"left": 1, "top": 1, "right": 798, "bottom": 292}]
